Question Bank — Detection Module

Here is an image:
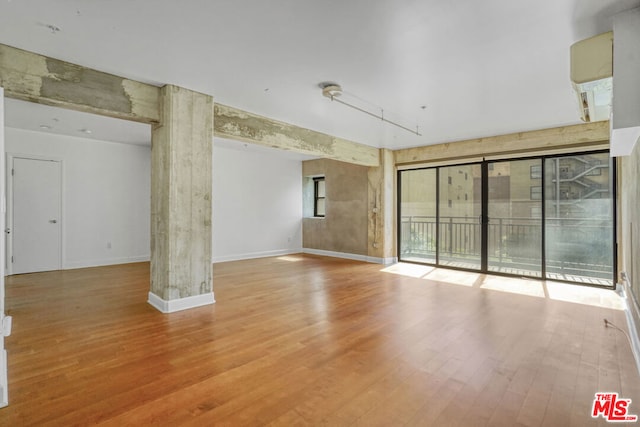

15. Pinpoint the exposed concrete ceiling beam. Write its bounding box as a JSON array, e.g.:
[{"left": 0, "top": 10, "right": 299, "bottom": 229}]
[
  {"left": 214, "top": 103, "right": 379, "bottom": 167},
  {"left": 395, "top": 121, "right": 610, "bottom": 165},
  {"left": 0, "top": 44, "right": 160, "bottom": 124},
  {"left": 0, "top": 43, "right": 379, "bottom": 166}
]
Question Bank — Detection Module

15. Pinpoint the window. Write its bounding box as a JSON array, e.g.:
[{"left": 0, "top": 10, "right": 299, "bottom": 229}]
[
  {"left": 530, "top": 206, "right": 542, "bottom": 218},
  {"left": 399, "top": 152, "right": 614, "bottom": 287},
  {"left": 530, "top": 164, "right": 542, "bottom": 179},
  {"left": 313, "top": 177, "right": 326, "bottom": 217},
  {"left": 530, "top": 186, "right": 542, "bottom": 200},
  {"left": 447, "top": 176, "right": 452, "bottom": 185}
]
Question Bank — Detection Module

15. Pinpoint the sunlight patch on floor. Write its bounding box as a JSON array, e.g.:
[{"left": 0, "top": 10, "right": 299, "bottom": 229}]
[
  {"left": 545, "top": 281, "right": 624, "bottom": 310},
  {"left": 380, "top": 263, "right": 624, "bottom": 310},
  {"left": 276, "top": 255, "right": 304, "bottom": 262},
  {"left": 424, "top": 269, "right": 481, "bottom": 287},
  {"left": 479, "top": 276, "right": 546, "bottom": 298},
  {"left": 380, "top": 263, "right": 435, "bottom": 278}
]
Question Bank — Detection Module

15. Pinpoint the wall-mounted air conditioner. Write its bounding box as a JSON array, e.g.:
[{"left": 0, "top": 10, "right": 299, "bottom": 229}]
[{"left": 570, "top": 31, "right": 613, "bottom": 123}]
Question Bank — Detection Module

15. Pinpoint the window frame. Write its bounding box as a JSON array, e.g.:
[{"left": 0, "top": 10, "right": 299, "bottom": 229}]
[{"left": 313, "top": 177, "right": 326, "bottom": 217}]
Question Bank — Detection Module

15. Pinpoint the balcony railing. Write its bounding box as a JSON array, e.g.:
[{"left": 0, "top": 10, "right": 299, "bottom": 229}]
[{"left": 400, "top": 216, "right": 613, "bottom": 284}]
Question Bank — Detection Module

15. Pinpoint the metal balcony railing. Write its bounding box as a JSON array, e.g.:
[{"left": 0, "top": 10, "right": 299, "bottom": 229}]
[{"left": 400, "top": 216, "right": 613, "bottom": 284}]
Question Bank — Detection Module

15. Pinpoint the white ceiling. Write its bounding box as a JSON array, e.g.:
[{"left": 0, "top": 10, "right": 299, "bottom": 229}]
[
  {"left": 4, "top": 97, "right": 151, "bottom": 146},
  {"left": 1, "top": 0, "right": 639, "bottom": 151}
]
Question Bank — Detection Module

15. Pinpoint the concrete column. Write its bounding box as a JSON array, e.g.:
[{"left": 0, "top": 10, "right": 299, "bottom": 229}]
[
  {"left": 367, "top": 149, "right": 396, "bottom": 263},
  {"left": 148, "top": 85, "right": 214, "bottom": 313}
]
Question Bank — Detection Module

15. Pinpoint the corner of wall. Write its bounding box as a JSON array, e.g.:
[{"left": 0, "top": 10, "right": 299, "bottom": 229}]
[{"left": 620, "top": 279, "right": 640, "bottom": 374}]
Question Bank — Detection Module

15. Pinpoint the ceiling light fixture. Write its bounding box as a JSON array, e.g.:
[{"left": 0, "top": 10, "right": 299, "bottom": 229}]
[{"left": 319, "top": 82, "right": 422, "bottom": 136}]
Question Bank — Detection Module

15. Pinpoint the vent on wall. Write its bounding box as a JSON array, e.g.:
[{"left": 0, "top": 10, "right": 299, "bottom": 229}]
[{"left": 570, "top": 31, "right": 613, "bottom": 123}]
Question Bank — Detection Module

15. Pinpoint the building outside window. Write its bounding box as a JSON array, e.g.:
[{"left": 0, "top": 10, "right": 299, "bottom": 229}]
[
  {"left": 530, "top": 186, "right": 542, "bottom": 200},
  {"left": 530, "top": 164, "right": 542, "bottom": 179}
]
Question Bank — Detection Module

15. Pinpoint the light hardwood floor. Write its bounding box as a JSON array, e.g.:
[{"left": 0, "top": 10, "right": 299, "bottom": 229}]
[{"left": 2, "top": 254, "right": 639, "bottom": 426}]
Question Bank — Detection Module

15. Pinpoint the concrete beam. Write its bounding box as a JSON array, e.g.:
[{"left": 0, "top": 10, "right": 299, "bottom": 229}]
[
  {"left": 395, "top": 122, "right": 610, "bottom": 165},
  {"left": 0, "top": 43, "right": 378, "bottom": 167},
  {"left": 0, "top": 44, "right": 160, "bottom": 124},
  {"left": 214, "top": 103, "right": 380, "bottom": 167}
]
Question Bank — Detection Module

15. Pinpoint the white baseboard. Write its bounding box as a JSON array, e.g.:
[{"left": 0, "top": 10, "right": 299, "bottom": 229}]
[
  {"left": 64, "top": 255, "right": 150, "bottom": 270},
  {"left": 148, "top": 291, "right": 215, "bottom": 313},
  {"left": 620, "top": 281, "right": 640, "bottom": 375},
  {"left": 303, "top": 248, "right": 397, "bottom": 265},
  {"left": 212, "top": 249, "right": 302, "bottom": 264}
]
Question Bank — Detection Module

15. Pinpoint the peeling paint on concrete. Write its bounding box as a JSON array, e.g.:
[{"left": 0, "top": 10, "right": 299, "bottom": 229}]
[
  {"left": 0, "top": 43, "right": 160, "bottom": 123},
  {"left": 122, "top": 80, "right": 161, "bottom": 123},
  {"left": 215, "top": 103, "right": 379, "bottom": 166},
  {"left": 0, "top": 44, "right": 48, "bottom": 99},
  {"left": 367, "top": 149, "right": 395, "bottom": 259},
  {"left": 42, "top": 58, "right": 132, "bottom": 115}
]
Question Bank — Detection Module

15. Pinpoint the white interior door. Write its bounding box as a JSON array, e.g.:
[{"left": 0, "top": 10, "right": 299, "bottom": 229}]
[{"left": 11, "top": 157, "right": 61, "bottom": 274}]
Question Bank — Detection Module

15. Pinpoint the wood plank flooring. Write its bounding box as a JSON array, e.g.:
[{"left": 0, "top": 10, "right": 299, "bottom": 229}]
[{"left": 1, "top": 254, "right": 639, "bottom": 426}]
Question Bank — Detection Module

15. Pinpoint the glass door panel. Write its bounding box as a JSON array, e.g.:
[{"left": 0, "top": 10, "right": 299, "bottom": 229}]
[
  {"left": 399, "top": 168, "right": 437, "bottom": 263},
  {"left": 544, "top": 153, "right": 614, "bottom": 285},
  {"left": 438, "top": 164, "right": 481, "bottom": 270},
  {"left": 487, "top": 159, "right": 542, "bottom": 277},
  {"left": 397, "top": 152, "right": 614, "bottom": 287}
]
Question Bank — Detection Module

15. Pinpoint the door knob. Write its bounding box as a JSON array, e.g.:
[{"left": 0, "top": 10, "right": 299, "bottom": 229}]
[{"left": 49, "top": 219, "right": 57, "bottom": 224}]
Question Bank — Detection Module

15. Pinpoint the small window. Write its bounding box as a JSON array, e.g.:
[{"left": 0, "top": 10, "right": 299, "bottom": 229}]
[
  {"left": 448, "top": 199, "right": 452, "bottom": 208},
  {"left": 530, "top": 206, "right": 542, "bottom": 218},
  {"left": 530, "top": 164, "right": 542, "bottom": 179},
  {"left": 314, "top": 177, "right": 326, "bottom": 217},
  {"left": 448, "top": 176, "right": 452, "bottom": 185},
  {"left": 530, "top": 186, "right": 542, "bottom": 200}
]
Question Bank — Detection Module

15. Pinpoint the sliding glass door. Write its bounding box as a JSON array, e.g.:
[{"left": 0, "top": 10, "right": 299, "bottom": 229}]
[
  {"left": 399, "top": 168, "right": 437, "bottom": 263},
  {"left": 438, "top": 164, "right": 482, "bottom": 270},
  {"left": 487, "top": 159, "right": 542, "bottom": 277},
  {"left": 398, "top": 151, "right": 615, "bottom": 287},
  {"left": 544, "top": 153, "right": 614, "bottom": 285}
]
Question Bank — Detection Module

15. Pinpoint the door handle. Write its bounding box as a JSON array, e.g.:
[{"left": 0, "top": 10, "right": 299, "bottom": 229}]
[{"left": 49, "top": 219, "right": 57, "bottom": 224}]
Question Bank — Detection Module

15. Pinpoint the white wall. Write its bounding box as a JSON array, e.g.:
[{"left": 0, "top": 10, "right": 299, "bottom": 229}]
[
  {"left": 212, "top": 144, "right": 303, "bottom": 263},
  {"left": 0, "top": 89, "right": 9, "bottom": 408},
  {"left": 5, "top": 129, "right": 303, "bottom": 268},
  {"left": 5, "top": 127, "right": 150, "bottom": 269}
]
